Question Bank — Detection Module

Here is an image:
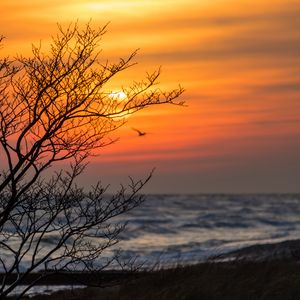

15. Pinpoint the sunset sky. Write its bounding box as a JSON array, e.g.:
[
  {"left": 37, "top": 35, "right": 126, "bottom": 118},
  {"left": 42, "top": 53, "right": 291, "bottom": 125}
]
[{"left": 1, "top": 0, "right": 300, "bottom": 193}]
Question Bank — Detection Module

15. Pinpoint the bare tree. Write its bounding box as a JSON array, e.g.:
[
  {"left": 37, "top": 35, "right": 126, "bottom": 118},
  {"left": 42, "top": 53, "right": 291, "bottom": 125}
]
[{"left": 0, "top": 23, "right": 184, "bottom": 298}]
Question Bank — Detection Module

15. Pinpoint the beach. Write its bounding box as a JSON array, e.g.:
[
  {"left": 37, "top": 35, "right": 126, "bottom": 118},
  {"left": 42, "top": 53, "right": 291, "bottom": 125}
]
[
  {"left": 4, "top": 194, "right": 300, "bottom": 299},
  {"left": 6, "top": 238, "right": 300, "bottom": 299}
]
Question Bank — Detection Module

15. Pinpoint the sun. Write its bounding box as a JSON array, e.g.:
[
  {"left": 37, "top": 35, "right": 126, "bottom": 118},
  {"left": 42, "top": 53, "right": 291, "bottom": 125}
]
[
  {"left": 109, "top": 91, "right": 127, "bottom": 101},
  {"left": 108, "top": 91, "right": 131, "bottom": 119}
]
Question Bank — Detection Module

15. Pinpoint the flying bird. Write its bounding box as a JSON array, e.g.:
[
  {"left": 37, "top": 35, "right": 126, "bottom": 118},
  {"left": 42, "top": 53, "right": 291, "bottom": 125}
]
[{"left": 132, "top": 128, "right": 147, "bottom": 136}]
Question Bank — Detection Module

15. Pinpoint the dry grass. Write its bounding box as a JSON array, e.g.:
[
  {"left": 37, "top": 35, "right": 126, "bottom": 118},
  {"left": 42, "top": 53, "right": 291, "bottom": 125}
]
[{"left": 13, "top": 259, "right": 300, "bottom": 300}]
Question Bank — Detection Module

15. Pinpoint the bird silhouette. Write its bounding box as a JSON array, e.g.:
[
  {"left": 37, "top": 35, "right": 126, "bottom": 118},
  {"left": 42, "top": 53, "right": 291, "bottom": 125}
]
[{"left": 132, "top": 128, "right": 146, "bottom": 136}]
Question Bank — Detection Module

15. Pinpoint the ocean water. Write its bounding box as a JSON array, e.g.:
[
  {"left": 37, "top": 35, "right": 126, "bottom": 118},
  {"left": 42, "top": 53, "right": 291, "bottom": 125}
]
[
  {"left": 2, "top": 194, "right": 300, "bottom": 270},
  {"left": 112, "top": 194, "right": 300, "bottom": 266},
  {"left": 3, "top": 194, "right": 300, "bottom": 297}
]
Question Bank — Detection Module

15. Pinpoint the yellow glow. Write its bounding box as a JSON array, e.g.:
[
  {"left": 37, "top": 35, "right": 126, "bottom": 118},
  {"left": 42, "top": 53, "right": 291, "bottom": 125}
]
[
  {"left": 109, "top": 91, "right": 127, "bottom": 102},
  {"left": 107, "top": 91, "right": 131, "bottom": 119},
  {"left": 1, "top": 0, "right": 300, "bottom": 185}
]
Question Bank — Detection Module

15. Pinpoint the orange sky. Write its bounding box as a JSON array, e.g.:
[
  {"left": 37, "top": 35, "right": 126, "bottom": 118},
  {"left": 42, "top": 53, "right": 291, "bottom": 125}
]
[{"left": 1, "top": 0, "right": 300, "bottom": 193}]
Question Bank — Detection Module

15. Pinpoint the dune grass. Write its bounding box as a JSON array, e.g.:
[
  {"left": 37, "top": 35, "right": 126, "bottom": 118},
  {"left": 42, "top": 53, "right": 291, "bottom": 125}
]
[{"left": 13, "top": 259, "right": 300, "bottom": 300}]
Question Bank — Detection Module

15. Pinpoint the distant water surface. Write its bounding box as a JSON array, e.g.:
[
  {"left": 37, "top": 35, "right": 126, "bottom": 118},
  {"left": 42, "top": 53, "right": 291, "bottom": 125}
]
[
  {"left": 113, "top": 194, "right": 300, "bottom": 266},
  {"left": 4, "top": 194, "right": 300, "bottom": 297}
]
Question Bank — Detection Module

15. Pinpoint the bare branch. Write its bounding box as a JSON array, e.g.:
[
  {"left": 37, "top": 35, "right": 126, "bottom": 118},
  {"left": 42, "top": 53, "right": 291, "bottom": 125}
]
[{"left": 0, "top": 22, "right": 184, "bottom": 297}]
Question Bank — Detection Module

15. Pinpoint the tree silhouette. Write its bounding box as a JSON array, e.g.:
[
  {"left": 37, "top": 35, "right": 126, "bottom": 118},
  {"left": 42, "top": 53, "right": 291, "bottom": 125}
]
[{"left": 0, "top": 23, "right": 184, "bottom": 298}]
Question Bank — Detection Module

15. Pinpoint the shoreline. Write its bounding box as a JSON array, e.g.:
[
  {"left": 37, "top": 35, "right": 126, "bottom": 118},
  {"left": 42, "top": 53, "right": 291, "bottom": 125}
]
[
  {"left": 5, "top": 238, "right": 300, "bottom": 299},
  {"left": 0, "top": 239, "right": 300, "bottom": 285},
  {"left": 214, "top": 237, "right": 300, "bottom": 261},
  {"left": 14, "top": 259, "right": 300, "bottom": 300},
  {"left": 3, "top": 238, "right": 300, "bottom": 286}
]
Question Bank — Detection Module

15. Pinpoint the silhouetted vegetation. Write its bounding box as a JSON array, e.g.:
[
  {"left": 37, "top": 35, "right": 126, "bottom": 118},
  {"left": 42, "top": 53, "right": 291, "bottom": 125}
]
[
  {"left": 10, "top": 259, "right": 300, "bottom": 300},
  {"left": 0, "top": 22, "right": 184, "bottom": 298}
]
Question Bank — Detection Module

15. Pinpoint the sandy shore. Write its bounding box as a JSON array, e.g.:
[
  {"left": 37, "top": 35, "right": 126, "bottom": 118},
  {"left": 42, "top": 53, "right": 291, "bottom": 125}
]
[{"left": 215, "top": 238, "right": 300, "bottom": 261}]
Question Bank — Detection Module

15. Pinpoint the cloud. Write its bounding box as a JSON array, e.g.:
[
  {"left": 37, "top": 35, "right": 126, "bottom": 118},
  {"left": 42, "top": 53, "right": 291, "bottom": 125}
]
[
  {"left": 141, "top": 33, "right": 300, "bottom": 63},
  {"left": 250, "top": 82, "right": 300, "bottom": 94}
]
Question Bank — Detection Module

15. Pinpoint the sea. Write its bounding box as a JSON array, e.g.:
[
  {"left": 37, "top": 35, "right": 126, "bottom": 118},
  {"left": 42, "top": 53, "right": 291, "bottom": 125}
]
[
  {"left": 6, "top": 193, "right": 300, "bottom": 297},
  {"left": 113, "top": 194, "right": 300, "bottom": 266}
]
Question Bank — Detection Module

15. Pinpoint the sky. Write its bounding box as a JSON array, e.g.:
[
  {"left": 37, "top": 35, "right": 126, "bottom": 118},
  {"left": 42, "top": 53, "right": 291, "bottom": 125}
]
[{"left": 1, "top": 0, "right": 300, "bottom": 193}]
